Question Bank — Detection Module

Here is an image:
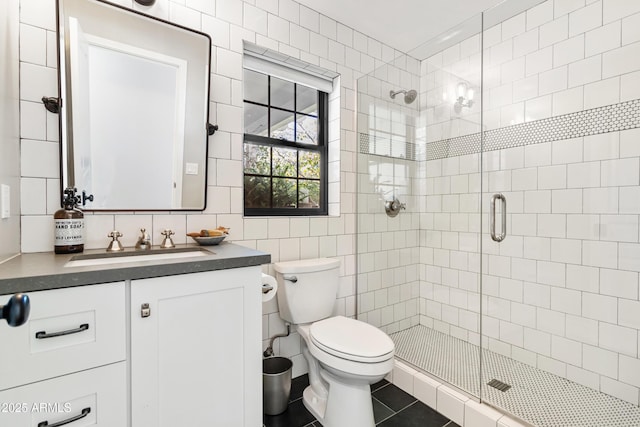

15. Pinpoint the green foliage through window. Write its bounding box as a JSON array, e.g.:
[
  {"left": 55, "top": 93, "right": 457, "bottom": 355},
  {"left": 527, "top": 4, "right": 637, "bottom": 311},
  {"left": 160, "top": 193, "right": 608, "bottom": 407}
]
[{"left": 243, "top": 69, "right": 328, "bottom": 216}]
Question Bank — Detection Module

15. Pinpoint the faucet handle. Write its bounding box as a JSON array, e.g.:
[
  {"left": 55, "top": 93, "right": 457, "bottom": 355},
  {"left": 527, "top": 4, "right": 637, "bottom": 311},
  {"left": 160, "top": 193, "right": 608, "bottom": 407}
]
[
  {"left": 385, "top": 197, "right": 406, "bottom": 218},
  {"left": 106, "top": 231, "right": 124, "bottom": 252},
  {"left": 160, "top": 229, "right": 175, "bottom": 248}
]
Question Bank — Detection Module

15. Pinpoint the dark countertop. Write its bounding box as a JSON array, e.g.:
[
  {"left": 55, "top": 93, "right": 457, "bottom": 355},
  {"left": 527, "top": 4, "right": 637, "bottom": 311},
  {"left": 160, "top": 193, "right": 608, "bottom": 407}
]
[{"left": 0, "top": 242, "right": 271, "bottom": 294}]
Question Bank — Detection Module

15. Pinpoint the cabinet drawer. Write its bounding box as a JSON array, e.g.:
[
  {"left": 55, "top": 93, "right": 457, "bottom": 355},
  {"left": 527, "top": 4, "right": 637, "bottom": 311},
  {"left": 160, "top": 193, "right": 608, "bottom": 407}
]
[
  {"left": 0, "top": 362, "right": 127, "bottom": 426},
  {"left": 0, "top": 282, "right": 126, "bottom": 390}
]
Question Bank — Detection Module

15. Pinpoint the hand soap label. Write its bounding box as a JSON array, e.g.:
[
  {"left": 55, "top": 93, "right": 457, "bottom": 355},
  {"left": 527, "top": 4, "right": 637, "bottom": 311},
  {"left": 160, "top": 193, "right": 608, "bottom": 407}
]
[{"left": 54, "top": 219, "right": 85, "bottom": 245}]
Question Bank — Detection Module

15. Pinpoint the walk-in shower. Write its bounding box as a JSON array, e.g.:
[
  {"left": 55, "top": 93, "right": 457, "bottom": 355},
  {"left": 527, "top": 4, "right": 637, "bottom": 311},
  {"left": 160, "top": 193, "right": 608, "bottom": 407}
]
[{"left": 357, "top": 0, "right": 640, "bottom": 426}]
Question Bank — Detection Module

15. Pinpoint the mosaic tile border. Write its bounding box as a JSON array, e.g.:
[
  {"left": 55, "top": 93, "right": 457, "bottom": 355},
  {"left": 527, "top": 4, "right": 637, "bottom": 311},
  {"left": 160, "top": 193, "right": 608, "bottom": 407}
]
[
  {"left": 392, "top": 325, "right": 640, "bottom": 427},
  {"left": 358, "top": 132, "right": 417, "bottom": 161},
  {"left": 424, "top": 99, "right": 640, "bottom": 161}
]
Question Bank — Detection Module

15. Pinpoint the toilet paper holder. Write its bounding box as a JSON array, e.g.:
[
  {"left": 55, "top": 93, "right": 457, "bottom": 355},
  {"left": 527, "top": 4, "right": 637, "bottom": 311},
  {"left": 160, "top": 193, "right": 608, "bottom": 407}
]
[{"left": 261, "top": 273, "right": 278, "bottom": 302}]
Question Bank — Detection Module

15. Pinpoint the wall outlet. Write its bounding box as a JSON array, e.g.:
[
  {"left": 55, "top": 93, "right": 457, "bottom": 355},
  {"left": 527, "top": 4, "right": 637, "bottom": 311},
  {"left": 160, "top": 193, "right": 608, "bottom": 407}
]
[
  {"left": 1, "top": 184, "right": 10, "bottom": 219},
  {"left": 185, "top": 163, "right": 198, "bottom": 175}
]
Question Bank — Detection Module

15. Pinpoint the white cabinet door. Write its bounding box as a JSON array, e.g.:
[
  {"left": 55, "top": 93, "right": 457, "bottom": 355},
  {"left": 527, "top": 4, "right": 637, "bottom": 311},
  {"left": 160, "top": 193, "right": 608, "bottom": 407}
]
[
  {"left": 0, "top": 361, "right": 127, "bottom": 426},
  {"left": 130, "top": 267, "right": 262, "bottom": 427}
]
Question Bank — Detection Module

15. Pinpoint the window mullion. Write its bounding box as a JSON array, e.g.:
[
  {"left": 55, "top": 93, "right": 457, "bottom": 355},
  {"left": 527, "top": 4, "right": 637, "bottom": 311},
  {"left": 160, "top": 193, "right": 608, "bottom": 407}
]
[
  {"left": 244, "top": 134, "right": 321, "bottom": 152},
  {"left": 294, "top": 87, "right": 300, "bottom": 209},
  {"left": 296, "top": 149, "right": 300, "bottom": 208},
  {"left": 269, "top": 143, "right": 273, "bottom": 209},
  {"left": 268, "top": 76, "right": 273, "bottom": 209},
  {"left": 319, "top": 91, "right": 328, "bottom": 214},
  {"left": 267, "top": 75, "right": 271, "bottom": 140}
]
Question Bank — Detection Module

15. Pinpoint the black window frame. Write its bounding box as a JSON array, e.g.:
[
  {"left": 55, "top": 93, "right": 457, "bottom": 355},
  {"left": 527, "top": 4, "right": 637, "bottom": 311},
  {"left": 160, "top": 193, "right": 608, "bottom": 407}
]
[{"left": 243, "top": 72, "right": 329, "bottom": 217}]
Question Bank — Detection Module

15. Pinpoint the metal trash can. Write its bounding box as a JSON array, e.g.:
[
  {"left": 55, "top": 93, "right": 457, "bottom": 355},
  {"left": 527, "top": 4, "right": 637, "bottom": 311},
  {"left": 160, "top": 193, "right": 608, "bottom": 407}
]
[{"left": 263, "top": 357, "right": 293, "bottom": 415}]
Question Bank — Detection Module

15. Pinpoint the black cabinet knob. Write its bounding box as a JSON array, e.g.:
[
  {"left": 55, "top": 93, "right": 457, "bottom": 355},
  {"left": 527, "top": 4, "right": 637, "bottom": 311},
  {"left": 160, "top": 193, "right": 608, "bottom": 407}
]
[{"left": 1, "top": 293, "right": 30, "bottom": 327}]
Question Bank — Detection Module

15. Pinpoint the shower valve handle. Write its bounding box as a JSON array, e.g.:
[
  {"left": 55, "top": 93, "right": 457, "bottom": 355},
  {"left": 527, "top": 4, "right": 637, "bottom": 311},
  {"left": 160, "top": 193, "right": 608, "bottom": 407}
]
[{"left": 385, "top": 198, "right": 405, "bottom": 218}]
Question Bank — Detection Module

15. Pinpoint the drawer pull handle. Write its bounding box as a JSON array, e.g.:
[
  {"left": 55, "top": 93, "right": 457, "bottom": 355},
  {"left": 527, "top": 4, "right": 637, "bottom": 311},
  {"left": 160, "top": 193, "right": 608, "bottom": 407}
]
[
  {"left": 35, "top": 323, "right": 89, "bottom": 339},
  {"left": 38, "top": 407, "right": 91, "bottom": 427}
]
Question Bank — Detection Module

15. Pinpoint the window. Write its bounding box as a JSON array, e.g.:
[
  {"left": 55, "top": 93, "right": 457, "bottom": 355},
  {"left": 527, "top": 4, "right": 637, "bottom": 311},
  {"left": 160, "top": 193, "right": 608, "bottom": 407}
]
[{"left": 243, "top": 68, "right": 328, "bottom": 216}]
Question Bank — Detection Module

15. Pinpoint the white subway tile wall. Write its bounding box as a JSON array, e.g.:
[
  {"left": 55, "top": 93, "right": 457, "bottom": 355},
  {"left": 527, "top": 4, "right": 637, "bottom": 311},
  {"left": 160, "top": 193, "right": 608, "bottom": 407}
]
[
  {"left": 355, "top": 46, "right": 422, "bottom": 334},
  {"left": 419, "top": 0, "right": 640, "bottom": 407},
  {"left": 16, "top": 0, "right": 413, "bottom": 377}
]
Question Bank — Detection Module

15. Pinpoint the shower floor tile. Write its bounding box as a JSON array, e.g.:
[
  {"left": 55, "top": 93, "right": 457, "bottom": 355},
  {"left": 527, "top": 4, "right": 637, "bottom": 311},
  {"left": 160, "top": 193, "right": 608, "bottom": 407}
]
[{"left": 391, "top": 325, "right": 640, "bottom": 427}]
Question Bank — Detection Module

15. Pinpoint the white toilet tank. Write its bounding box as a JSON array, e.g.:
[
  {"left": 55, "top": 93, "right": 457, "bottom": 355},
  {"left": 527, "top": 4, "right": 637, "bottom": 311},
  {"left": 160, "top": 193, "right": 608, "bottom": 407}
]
[{"left": 273, "top": 258, "right": 341, "bottom": 324}]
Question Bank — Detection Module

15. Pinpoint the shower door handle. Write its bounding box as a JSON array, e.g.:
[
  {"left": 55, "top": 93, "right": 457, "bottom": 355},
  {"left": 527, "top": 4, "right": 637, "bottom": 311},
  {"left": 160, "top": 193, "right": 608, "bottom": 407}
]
[{"left": 490, "top": 193, "right": 507, "bottom": 242}]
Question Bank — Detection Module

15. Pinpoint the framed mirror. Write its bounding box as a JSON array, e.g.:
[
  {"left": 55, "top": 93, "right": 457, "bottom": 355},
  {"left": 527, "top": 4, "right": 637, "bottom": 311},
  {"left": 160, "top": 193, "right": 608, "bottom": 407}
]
[{"left": 56, "top": 0, "right": 211, "bottom": 210}]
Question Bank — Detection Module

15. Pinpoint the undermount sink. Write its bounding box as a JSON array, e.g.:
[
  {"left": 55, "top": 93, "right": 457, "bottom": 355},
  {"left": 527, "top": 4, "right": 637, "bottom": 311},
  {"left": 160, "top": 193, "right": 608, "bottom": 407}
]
[{"left": 64, "top": 247, "right": 210, "bottom": 268}]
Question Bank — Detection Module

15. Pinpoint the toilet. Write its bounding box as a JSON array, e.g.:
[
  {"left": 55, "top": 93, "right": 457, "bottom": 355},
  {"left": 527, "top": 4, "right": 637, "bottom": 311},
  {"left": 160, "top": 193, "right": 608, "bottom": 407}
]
[{"left": 274, "top": 258, "right": 395, "bottom": 427}]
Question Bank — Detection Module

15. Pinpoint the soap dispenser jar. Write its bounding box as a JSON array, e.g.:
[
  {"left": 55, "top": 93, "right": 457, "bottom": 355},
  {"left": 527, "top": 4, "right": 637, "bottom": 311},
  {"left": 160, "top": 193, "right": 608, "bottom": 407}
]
[{"left": 54, "top": 187, "right": 85, "bottom": 254}]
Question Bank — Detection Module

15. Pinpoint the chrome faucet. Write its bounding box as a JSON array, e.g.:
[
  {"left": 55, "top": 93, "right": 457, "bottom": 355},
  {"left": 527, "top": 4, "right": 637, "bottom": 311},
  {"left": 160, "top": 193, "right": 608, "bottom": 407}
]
[
  {"left": 160, "top": 229, "right": 175, "bottom": 248},
  {"left": 106, "top": 231, "right": 124, "bottom": 252},
  {"left": 135, "top": 228, "right": 151, "bottom": 250}
]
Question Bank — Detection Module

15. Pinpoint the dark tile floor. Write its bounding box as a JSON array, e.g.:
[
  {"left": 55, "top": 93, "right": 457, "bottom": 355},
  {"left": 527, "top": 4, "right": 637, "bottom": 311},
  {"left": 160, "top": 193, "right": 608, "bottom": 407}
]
[{"left": 263, "top": 375, "right": 460, "bottom": 427}]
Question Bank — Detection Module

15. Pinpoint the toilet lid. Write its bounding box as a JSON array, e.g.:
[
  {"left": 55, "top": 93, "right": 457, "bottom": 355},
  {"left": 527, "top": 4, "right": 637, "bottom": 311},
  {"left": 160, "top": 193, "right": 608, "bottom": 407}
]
[{"left": 309, "top": 316, "right": 394, "bottom": 363}]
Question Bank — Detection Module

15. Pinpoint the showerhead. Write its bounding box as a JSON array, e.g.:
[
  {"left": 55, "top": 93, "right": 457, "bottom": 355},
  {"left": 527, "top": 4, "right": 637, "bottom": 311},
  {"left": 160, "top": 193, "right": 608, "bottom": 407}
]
[
  {"left": 389, "top": 89, "right": 417, "bottom": 104},
  {"left": 404, "top": 89, "right": 417, "bottom": 104}
]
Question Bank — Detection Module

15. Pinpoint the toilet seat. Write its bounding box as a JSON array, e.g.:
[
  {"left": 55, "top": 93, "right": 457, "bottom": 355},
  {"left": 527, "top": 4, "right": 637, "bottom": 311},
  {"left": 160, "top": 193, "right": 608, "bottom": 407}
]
[
  {"left": 298, "top": 320, "right": 394, "bottom": 378},
  {"left": 309, "top": 316, "right": 394, "bottom": 363}
]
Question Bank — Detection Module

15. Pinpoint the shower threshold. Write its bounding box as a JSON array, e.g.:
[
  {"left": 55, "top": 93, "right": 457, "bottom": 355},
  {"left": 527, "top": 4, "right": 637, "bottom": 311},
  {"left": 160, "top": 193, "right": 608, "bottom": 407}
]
[{"left": 390, "top": 325, "right": 640, "bottom": 427}]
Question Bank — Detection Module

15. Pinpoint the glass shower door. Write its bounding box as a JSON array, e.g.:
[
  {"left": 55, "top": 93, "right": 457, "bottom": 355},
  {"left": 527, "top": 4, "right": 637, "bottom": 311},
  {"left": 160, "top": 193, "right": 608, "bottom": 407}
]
[
  {"left": 357, "top": 1, "right": 640, "bottom": 425},
  {"left": 479, "top": 1, "right": 640, "bottom": 426},
  {"left": 355, "top": 52, "right": 423, "bottom": 348},
  {"left": 371, "top": 12, "right": 486, "bottom": 399}
]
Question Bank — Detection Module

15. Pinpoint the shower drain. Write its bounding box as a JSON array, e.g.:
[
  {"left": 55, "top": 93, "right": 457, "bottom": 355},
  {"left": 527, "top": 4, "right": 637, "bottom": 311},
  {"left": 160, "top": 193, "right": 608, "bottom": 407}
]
[{"left": 487, "top": 379, "right": 511, "bottom": 392}]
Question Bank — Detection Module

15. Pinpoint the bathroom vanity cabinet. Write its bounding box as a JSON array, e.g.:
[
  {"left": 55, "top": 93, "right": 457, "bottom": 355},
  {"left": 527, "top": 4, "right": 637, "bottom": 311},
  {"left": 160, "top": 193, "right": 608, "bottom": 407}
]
[
  {"left": 0, "top": 244, "right": 268, "bottom": 427},
  {"left": 130, "top": 267, "right": 262, "bottom": 426},
  {"left": 0, "top": 282, "right": 128, "bottom": 426}
]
